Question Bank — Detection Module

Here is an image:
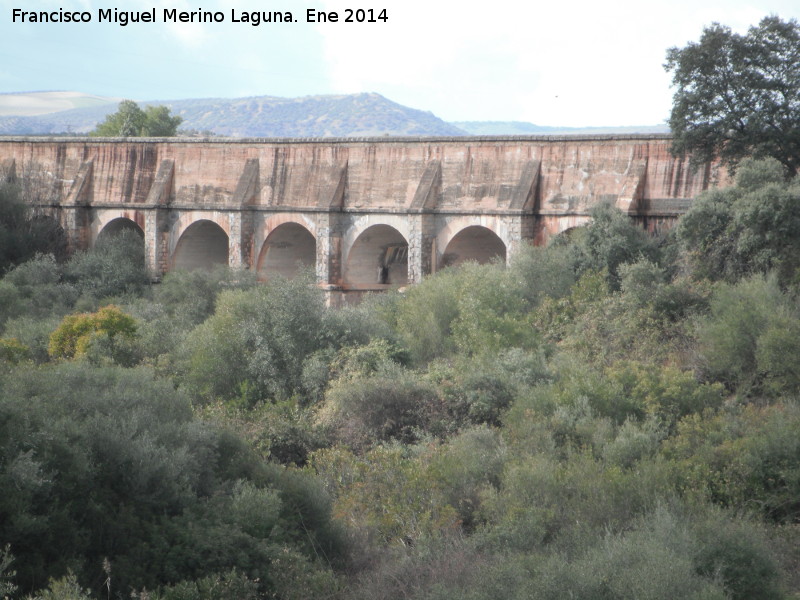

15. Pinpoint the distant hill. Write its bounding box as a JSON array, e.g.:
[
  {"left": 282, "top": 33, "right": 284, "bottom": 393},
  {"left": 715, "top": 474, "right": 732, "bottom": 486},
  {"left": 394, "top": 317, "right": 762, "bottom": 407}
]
[
  {"left": 0, "top": 91, "right": 119, "bottom": 117},
  {"left": 0, "top": 92, "right": 468, "bottom": 137},
  {"left": 452, "top": 121, "right": 670, "bottom": 135},
  {"left": 0, "top": 91, "right": 669, "bottom": 137}
]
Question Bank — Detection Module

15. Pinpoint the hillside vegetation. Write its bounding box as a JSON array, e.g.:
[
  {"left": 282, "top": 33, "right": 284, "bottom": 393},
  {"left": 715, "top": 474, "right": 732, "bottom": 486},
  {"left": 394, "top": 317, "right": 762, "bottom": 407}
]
[
  {"left": 0, "top": 93, "right": 467, "bottom": 138},
  {"left": 0, "top": 91, "right": 668, "bottom": 137},
  {"left": 1, "top": 158, "right": 800, "bottom": 599}
]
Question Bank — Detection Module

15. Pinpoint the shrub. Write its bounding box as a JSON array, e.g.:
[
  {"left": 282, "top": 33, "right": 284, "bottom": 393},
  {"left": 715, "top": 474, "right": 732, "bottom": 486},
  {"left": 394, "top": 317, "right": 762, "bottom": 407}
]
[
  {"left": 48, "top": 304, "right": 137, "bottom": 361},
  {"left": 181, "top": 276, "right": 331, "bottom": 404},
  {"left": 0, "top": 337, "right": 30, "bottom": 365},
  {"left": 318, "top": 366, "right": 440, "bottom": 449},
  {"left": 63, "top": 229, "right": 150, "bottom": 300},
  {"left": 696, "top": 274, "right": 795, "bottom": 392}
]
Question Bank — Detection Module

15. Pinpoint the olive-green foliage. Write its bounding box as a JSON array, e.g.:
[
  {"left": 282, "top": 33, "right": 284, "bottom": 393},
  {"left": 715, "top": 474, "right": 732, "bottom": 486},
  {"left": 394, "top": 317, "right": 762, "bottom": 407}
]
[
  {"left": 311, "top": 445, "right": 459, "bottom": 547},
  {"left": 691, "top": 507, "right": 783, "bottom": 600},
  {"left": 342, "top": 533, "right": 487, "bottom": 600},
  {"left": 428, "top": 426, "right": 507, "bottom": 530},
  {"left": 197, "top": 399, "right": 326, "bottom": 466},
  {"left": 619, "top": 259, "right": 709, "bottom": 322},
  {"left": 0, "top": 362, "right": 344, "bottom": 597},
  {"left": 568, "top": 203, "right": 660, "bottom": 289},
  {"left": 319, "top": 365, "right": 440, "bottom": 449},
  {"left": 428, "top": 348, "right": 549, "bottom": 430},
  {"left": 0, "top": 545, "right": 16, "bottom": 599},
  {"left": 677, "top": 158, "right": 800, "bottom": 283},
  {"left": 153, "top": 267, "right": 257, "bottom": 326},
  {"left": 64, "top": 229, "right": 149, "bottom": 302},
  {"left": 152, "top": 569, "right": 259, "bottom": 600},
  {"left": 395, "top": 262, "right": 535, "bottom": 365},
  {"left": 527, "top": 511, "right": 726, "bottom": 600},
  {"left": 507, "top": 242, "right": 577, "bottom": 306},
  {"left": 0, "top": 337, "right": 30, "bottom": 365},
  {"left": 666, "top": 402, "right": 800, "bottom": 523},
  {"left": 509, "top": 359, "right": 721, "bottom": 433},
  {"left": 534, "top": 262, "right": 708, "bottom": 368},
  {"left": 409, "top": 505, "right": 779, "bottom": 600},
  {"left": 91, "top": 100, "right": 182, "bottom": 137},
  {"left": 48, "top": 304, "right": 138, "bottom": 362},
  {"left": 3, "top": 315, "right": 63, "bottom": 364},
  {"left": 665, "top": 16, "right": 800, "bottom": 177},
  {"left": 1, "top": 254, "right": 78, "bottom": 324},
  {"left": 125, "top": 267, "right": 257, "bottom": 371},
  {"left": 480, "top": 451, "right": 676, "bottom": 554},
  {"left": 24, "top": 572, "right": 93, "bottom": 600},
  {"left": 182, "top": 275, "right": 332, "bottom": 404},
  {"left": 696, "top": 274, "right": 800, "bottom": 394},
  {"left": 0, "top": 183, "right": 64, "bottom": 274}
]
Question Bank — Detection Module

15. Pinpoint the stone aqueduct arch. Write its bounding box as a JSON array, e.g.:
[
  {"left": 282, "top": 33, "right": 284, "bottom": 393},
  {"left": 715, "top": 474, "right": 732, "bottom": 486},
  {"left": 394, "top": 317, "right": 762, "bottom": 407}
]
[
  {"left": 254, "top": 214, "right": 318, "bottom": 281},
  {"left": 87, "top": 208, "right": 517, "bottom": 287},
  {"left": 0, "top": 135, "right": 723, "bottom": 300}
]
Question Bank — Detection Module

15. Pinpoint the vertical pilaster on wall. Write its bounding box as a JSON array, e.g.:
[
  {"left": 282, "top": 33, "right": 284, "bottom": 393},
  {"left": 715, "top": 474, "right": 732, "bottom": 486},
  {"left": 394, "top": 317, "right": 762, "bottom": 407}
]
[
  {"left": 62, "top": 160, "right": 94, "bottom": 254},
  {"left": 502, "top": 215, "right": 537, "bottom": 262},
  {"left": 62, "top": 208, "right": 90, "bottom": 254},
  {"left": 230, "top": 158, "right": 259, "bottom": 270},
  {"left": 408, "top": 213, "right": 436, "bottom": 283},
  {"left": 227, "top": 210, "right": 255, "bottom": 269},
  {"left": 144, "top": 160, "right": 174, "bottom": 276},
  {"left": 408, "top": 160, "right": 442, "bottom": 283},
  {"left": 144, "top": 209, "right": 169, "bottom": 276},
  {"left": 315, "top": 212, "right": 343, "bottom": 285}
]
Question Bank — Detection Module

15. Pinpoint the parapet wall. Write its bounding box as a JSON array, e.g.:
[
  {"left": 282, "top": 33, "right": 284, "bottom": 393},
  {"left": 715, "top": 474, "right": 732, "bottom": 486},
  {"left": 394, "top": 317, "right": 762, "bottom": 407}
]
[{"left": 0, "top": 134, "right": 724, "bottom": 211}]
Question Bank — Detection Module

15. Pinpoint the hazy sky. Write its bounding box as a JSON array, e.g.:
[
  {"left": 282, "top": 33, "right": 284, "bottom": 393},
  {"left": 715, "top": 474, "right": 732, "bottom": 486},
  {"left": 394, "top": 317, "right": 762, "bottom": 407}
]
[{"left": 1, "top": 0, "right": 798, "bottom": 126}]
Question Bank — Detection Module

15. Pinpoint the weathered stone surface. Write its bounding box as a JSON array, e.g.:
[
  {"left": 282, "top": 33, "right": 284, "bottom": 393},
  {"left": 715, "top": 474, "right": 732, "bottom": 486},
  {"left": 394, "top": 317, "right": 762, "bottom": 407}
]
[{"left": 0, "top": 135, "right": 728, "bottom": 300}]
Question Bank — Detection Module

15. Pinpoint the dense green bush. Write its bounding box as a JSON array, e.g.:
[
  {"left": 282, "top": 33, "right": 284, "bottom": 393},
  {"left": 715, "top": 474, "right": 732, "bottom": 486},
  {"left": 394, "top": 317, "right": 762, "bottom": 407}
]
[
  {"left": 677, "top": 158, "right": 800, "bottom": 284},
  {"left": 63, "top": 230, "right": 150, "bottom": 302},
  {"left": 181, "top": 275, "right": 330, "bottom": 404},
  {"left": 567, "top": 202, "right": 661, "bottom": 289},
  {"left": 0, "top": 362, "right": 344, "bottom": 597},
  {"left": 1, "top": 160, "right": 799, "bottom": 599},
  {"left": 0, "top": 183, "right": 65, "bottom": 274},
  {"left": 695, "top": 274, "right": 800, "bottom": 392}
]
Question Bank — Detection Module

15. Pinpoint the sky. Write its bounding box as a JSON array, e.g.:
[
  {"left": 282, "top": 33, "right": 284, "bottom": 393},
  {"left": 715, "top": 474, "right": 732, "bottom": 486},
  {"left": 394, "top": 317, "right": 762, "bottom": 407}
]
[{"left": 0, "top": 0, "right": 798, "bottom": 127}]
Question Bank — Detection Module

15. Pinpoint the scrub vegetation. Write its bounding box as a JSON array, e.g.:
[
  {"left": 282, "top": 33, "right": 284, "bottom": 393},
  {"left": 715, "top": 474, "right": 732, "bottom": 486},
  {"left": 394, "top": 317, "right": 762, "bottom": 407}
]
[
  {"left": 1, "top": 157, "right": 800, "bottom": 599},
  {"left": 2, "top": 15, "right": 800, "bottom": 597}
]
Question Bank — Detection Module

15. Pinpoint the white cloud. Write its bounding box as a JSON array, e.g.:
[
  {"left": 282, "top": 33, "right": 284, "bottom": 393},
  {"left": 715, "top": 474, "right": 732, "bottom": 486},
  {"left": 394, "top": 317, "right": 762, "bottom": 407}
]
[{"left": 314, "top": 0, "right": 800, "bottom": 125}]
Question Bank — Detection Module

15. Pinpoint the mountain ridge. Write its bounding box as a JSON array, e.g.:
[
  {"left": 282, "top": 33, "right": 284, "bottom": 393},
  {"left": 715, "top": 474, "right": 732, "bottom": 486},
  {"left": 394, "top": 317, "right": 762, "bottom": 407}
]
[{"left": 0, "top": 91, "right": 668, "bottom": 137}]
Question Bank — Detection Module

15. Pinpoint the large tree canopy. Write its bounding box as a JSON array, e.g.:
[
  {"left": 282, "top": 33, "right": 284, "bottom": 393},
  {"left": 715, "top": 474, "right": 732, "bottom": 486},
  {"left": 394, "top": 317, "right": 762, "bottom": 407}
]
[
  {"left": 665, "top": 16, "right": 800, "bottom": 177},
  {"left": 90, "top": 100, "right": 183, "bottom": 137}
]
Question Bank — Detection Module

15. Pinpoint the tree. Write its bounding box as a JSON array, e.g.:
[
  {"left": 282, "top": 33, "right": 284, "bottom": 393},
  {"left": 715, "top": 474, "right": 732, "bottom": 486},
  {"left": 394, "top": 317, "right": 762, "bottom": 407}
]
[
  {"left": 675, "top": 158, "right": 800, "bottom": 283},
  {"left": 0, "top": 183, "right": 65, "bottom": 273},
  {"left": 665, "top": 16, "right": 800, "bottom": 177},
  {"left": 567, "top": 203, "right": 659, "bottom": 289},
  {"left": 90, "top": 100, "right": 182, "bottom": 137}
]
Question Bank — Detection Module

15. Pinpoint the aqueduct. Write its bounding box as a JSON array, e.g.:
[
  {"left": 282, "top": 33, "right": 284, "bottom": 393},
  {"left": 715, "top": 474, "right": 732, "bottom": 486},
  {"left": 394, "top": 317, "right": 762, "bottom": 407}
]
[{"left": 0, "top": 134, "right": 725, "bottom": 302}]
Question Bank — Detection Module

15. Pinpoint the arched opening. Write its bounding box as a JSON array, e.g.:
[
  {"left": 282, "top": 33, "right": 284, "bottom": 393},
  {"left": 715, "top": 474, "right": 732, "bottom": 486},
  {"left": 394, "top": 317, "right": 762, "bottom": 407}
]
[
  {"left": 96, "top": 217, "right": 144, "bottom": 244},
  {"left": 28, "top": 214, "right": 68, "bottom": 261},
  {"left": 96, "top": 217, "right": 146, "bottom": 269},
  {"left": 257, "top": 223, "right": 316, "bottom": 280},
  {"left": 440, "top": 225, "right": 506, "bottom": 269},
  {"left": 172, "top": 220, "right": 229, "bottom": 271},
  {"left": 346, "top": 224, "right": 408, "bottom": 287}
]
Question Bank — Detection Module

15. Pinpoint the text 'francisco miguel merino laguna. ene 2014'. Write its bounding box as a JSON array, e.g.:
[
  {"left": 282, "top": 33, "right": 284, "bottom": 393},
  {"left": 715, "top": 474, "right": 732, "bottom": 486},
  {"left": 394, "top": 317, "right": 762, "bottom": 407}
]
[{"left": 11, "top": 7, "right": 389, "bottom": 26}]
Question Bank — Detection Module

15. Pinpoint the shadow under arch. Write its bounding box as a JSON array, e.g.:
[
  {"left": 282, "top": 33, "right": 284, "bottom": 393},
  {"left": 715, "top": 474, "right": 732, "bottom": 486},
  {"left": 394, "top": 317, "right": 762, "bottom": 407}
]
[
  {"left": 171, "top": 219, "right": 229, "bottom": 271},
  {"left": 345, "top": 224, "right": 408, "bottom": 287},
  {"left": 97, "top": 217, "right": 144, "bottom": 243},
  {"left": 439, "top": 225, "right": 506, "bottom": 269},
  {"left": 257, "top": 222, "right": 316, "bottom": 281}
]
